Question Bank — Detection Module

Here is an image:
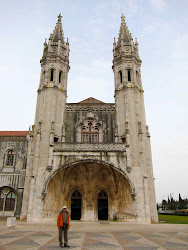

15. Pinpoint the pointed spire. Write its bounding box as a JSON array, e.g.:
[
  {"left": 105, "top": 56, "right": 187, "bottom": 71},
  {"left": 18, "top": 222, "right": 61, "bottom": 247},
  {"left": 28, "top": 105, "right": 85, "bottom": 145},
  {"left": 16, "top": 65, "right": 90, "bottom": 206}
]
[
  {"left": 66, "top": 37, "right": 69, "bottom": 45},
  {"left": 50, "top": 13, "right": 65, "bottom": 43},
  {"left": 44, "top": 38, "right": 47, "bottom": 45},
  {"left": 117, "top": 13, "right": 132, "bottom": 45},
  {"left": 113, "top": 37, "right": 116, "bottom": 45}
]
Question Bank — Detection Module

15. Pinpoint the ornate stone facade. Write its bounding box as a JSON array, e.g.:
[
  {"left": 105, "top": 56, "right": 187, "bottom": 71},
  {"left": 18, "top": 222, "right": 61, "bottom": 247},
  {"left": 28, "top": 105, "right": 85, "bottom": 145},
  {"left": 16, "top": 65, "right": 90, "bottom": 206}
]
[
  {"left": 0, "top": 14, "right": 158, "bottom": 223},
  {"left": 0, "top": 132, "right": 28, "bottom": 217}
]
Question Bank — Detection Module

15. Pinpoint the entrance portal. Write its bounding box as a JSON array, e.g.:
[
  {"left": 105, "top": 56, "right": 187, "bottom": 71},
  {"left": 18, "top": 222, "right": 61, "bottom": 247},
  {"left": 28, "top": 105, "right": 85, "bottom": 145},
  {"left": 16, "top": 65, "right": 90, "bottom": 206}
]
[
  {"left": 71, "top": 190, "right": 81, "bottom": 220},
  {"left": 98, "top": 190, "right": 108, "bottom": 220},
  {"left": 44, "top": 161, "right": 135, "bottom": 221}
]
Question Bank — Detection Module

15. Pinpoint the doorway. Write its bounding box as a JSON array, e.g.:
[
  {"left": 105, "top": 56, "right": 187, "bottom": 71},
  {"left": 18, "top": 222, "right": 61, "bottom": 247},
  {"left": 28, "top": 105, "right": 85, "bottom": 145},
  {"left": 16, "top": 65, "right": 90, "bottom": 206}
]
[
  {"left": 71, "top": 190, "right": 81, "bottom": 220},
  {"left": 98, "top": 190, "right": 108, "bottom": 220}
]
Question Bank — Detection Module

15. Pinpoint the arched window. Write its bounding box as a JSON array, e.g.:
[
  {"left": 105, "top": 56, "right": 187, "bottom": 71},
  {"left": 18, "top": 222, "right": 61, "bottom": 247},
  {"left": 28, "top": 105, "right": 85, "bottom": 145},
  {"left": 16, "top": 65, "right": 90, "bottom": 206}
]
[
  {"left": 81, "top": 122, "right": 99, "bottom": 143},
  {"left": 0, "top": 191, "right": 4, "bottom": 211},
  {"left": 6, "top": 150, "right": 14, "bottom": 166},
  {"left": 5, "top": 191, "right": 15, "bottom": 211},
  {"left": 128, "top": 69, "right": 131, "bottom": 81},
  {"left": 98, "top": 190, "right": 108, "bottom": 199},
  {"left": 59, "top": 71, "right": 62, "bottom": 83},
  {"left": 50, "top": 69, "right": 54, "bottom": 81},
  {"left": 72, "top": 190, "right": 81, "bottom": 199}
]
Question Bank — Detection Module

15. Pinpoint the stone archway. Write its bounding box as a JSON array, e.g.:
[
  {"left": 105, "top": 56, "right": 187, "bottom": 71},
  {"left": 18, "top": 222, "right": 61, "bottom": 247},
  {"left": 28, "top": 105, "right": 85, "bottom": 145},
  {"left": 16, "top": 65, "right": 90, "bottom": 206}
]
[
  {"left": 43, "top": 160, "right": 137, "bottom": 221},
  {"left": 0, "top": 187, "right": 17, "bottom": 217}
]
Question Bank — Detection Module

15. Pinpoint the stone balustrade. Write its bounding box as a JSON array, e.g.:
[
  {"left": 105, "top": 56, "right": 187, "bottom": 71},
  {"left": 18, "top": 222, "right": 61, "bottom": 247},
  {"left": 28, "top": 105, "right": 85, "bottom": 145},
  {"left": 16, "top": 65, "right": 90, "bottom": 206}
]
[
  {"left": 54, "top": 143, "right": 126, "bottom": 152},
  {"left": 66, "top": 103, "right": 115, "bottom": 111}
]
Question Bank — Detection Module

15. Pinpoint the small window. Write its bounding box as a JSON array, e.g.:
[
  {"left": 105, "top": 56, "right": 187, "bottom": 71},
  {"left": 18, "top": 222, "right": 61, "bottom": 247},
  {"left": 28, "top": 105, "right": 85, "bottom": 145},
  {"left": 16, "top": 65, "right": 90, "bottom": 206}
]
[
  {"left": 121, "top": 137, "right": 126, "bottom": 143},
  {"left": 0, "top": 192, "right": 4, "bottom": 211},
  {"left": 91, "top": 134, "right": 98, "bottom": 143},
  {"left": 6, "top": 150, "right": 14, "bottom": 166},
  {"left": 82, "top": 134, "right": 89, "bottom": 143},
  {"left": 119, "top": 71, "right": 122, "bottom": 83},
  {"left": 128, "top": 70, "right": 131, "bottom": 81},
  {"left": 5, "top": 191, "right": 15, "bottom": 211},
  {"left": 54, "top": 137, "right": 59, "bottom": 142},
  {"left": 59, "top": 71, "right": 62, "bottom": 83},
  {"left": 50, "top": 69, "right": 54, "bottom": 81}
]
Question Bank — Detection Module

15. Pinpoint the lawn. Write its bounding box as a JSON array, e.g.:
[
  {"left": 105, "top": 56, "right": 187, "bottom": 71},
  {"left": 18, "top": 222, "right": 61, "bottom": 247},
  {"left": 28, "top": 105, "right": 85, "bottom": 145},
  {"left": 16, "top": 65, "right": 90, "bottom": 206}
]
[{"left": 158, "top": 214, "right": 188, "bottom": 224}]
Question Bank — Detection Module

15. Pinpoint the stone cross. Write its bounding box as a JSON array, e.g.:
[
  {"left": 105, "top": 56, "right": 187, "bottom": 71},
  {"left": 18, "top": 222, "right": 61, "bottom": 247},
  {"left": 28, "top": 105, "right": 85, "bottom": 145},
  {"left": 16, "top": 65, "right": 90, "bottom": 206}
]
[{"left": 58, "top": 13, "right": 62, "bottom": 22}]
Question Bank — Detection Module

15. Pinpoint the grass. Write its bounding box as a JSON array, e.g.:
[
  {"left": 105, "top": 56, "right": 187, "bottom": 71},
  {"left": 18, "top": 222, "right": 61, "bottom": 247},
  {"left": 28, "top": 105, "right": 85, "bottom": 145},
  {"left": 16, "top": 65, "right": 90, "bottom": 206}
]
[{"left": 158, "top": 214, "right": 188, "bottom": 224}]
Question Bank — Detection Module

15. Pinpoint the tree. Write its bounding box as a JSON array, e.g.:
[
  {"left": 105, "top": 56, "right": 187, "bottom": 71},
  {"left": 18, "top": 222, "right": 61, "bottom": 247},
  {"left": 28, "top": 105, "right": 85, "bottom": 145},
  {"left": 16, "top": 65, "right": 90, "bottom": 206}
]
[{"left": 178, "top": 193, "right": 183, "bottom": 210}]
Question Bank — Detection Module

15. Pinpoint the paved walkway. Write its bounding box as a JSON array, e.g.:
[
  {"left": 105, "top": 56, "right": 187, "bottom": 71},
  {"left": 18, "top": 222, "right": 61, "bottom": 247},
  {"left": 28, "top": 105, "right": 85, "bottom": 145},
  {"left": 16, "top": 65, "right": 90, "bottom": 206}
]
[{"left": 0, "top": 221, "right": 188, "bottom": 249}]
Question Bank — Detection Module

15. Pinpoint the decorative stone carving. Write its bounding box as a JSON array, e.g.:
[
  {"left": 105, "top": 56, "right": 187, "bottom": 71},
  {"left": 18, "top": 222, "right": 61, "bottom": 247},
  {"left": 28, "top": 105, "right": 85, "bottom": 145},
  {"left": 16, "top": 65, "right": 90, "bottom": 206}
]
[
  {"left": 86, "top": 200, "right": 93, "bottom": 210},
  {"left": 66, "top": 103, "right": 115, "bottom": 111},
  {"left": 54, "top": 143, "right": 126, "bottom": 152}
]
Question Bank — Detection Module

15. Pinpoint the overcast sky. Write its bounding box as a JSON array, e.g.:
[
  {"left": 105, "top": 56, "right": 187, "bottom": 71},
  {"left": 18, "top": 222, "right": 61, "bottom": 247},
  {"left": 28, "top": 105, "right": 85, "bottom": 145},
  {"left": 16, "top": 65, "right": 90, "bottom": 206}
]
[{"left": 0, "top": 0, "right": 188, "bottom": 203}]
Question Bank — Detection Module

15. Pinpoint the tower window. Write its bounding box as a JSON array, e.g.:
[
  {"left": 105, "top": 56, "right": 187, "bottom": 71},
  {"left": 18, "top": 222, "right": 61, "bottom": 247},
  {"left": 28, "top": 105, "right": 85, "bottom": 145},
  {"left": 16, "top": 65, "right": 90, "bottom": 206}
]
[
  {"left": 128, "top": 70, "right": 131, "bottom": 81},
  {"left": 50, "top": 69, "right": 54, "bottom": 81},
  {"left": 43, "top": 71, "right": 46, "bottom": 82},
  {"left": 119, "top": 71, "right": 122, "bottom": 83},
  {"left": 54, "top": 137, "right": 59, "bottom": 142},
  {"left": 6, "top": 150, "right": 14, "bottom": 166},
  {"left": 59, "top": 71, "right": 62, "bottom": 83}
]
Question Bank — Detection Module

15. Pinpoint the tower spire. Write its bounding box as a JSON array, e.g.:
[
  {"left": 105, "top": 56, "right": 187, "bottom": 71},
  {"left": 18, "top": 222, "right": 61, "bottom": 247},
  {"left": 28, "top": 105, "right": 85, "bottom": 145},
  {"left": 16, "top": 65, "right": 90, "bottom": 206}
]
[
  {"left": 50, "top": 13, "right": 65, "bottom": 43},
  {"left": 117, "top": 13, "right": 132, "bottom": 44}
]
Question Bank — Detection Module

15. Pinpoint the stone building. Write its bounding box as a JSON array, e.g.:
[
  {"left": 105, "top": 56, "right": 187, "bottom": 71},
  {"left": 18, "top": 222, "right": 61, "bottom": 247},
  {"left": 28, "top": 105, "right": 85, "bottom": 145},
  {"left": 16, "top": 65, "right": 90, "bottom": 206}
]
[
  {"left": 0, "top": 131, "right": 28, "bottom": 217},
  {"left": 0, "top": 14, "right": 158, "bottom": 223}
]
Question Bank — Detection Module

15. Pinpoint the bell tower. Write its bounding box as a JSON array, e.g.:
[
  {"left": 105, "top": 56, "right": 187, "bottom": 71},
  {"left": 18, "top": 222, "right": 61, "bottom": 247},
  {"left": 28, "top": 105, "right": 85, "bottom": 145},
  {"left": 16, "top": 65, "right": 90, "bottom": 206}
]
[
  {"left": 113, "top": 14, "right": 158, "bottom": 222},
  {"left": 37, "top": 13, "right": 70, "bottom": 141},
  {"left": 21, "top": 14, "right": 70, "bottom": 221}
]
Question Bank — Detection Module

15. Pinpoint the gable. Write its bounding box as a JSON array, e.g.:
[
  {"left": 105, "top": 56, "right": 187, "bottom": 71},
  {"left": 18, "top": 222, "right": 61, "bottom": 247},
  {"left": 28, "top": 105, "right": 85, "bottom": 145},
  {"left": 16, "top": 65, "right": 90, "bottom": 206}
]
[{"left": 78, "top": 97, "right": 104, "bottom": 104}]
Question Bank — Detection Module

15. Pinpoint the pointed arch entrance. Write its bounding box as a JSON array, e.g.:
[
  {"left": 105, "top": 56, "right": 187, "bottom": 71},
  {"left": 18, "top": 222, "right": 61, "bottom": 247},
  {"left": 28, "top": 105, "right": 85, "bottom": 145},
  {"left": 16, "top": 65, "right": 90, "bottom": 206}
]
[
  {"left": 43, "top": 159, "right": 136, "bottom": 221},
  {"left": 98, "top": 190, "right": 108, "bottom": 220},
  {"left": 71, "top": 190, "right": 81, "bottom": 220}
]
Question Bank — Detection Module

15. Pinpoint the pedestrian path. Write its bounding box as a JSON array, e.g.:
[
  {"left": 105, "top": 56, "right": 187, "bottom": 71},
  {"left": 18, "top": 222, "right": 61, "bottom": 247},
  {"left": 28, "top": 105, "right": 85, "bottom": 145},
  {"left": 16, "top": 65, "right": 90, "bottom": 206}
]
[{"left": 0, "top": 221, "right": 188, "bottom": 249}]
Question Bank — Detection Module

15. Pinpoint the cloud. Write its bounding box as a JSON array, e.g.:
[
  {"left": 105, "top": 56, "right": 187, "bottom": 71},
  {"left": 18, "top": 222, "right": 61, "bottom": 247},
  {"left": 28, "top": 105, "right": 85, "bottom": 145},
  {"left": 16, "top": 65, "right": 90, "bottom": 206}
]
[{"left": 149, "top": 0, "right": 167, "bottom": 11}]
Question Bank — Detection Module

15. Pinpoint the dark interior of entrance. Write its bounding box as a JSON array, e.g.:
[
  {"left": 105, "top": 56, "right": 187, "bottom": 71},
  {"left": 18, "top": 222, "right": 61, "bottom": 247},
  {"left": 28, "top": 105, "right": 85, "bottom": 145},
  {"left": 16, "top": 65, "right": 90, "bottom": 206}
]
[
  {"left": 71, "top": 190, "right": 81, "bottom": 220},
  {"left": 98, "top": 190, "right": 108, "bottom": 220}
]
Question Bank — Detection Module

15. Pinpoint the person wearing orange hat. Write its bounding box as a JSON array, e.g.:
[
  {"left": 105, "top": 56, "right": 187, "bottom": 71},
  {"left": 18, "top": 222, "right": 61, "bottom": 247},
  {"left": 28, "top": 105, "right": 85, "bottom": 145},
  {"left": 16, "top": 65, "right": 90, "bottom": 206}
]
[{"left": 57, "top": 206, "right": 70, "bottom": 248}]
